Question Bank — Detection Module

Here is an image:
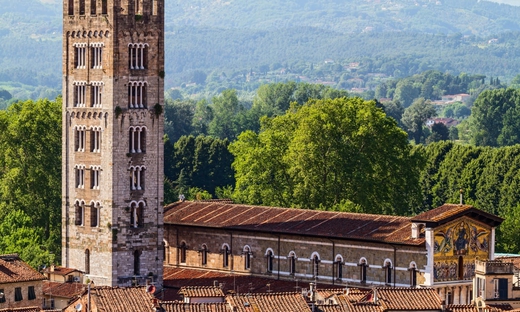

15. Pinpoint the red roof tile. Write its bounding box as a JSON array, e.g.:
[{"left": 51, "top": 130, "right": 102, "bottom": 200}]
[
  {"left": 0, "top": 307, "right": 41, "bottom": 312},
  {"left": 163, "top": 266, "right": 336, "bottom": 301},
  {"left": 0, "top": 254, "right": 46, "bottom": 284},
  {"left": 375, "top": 287, "right": 441, "bottom": 310},
  {"left": 87, "top": 286, "right": 155, "bottom": 312},
  {"left": 43, "top": 266, "right": 82, "bottom": 276},
  {"left": 412, "top": 204, "right": 503, "bottom": 227},
  {"left": 164, "top": 202, "right": 424, "bottom": 246},
  {"left": 226, "top": 293, "right": 310, "bottom": 312},
  {"left": 160, "top": 301, "right": 230, "bottom": 312},
  {"left": 43, "top": 281, "right": 86, "bottom": 298},
  {"left": 178, "top": 286, "right": 225, "bottom": 298}
]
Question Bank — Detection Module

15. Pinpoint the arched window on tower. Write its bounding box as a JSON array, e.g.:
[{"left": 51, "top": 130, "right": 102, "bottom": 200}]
[
  {"left": 134, "top": 250, "right": 141, "bottom": 276},
  {"left": 68, "top": 0, "right": 74, "bottom": 15},
  {"left": 102, "top": 0, "right": 107, "bottom": 14},
  {"left": 128, "top": 82, "right": 147, "bottom": 108},
  {"left": 90, "top": 201, "right": 100, "bottom": 227},
  {"left": 128, "top": 43, "right": 148, "bottom": 70},
  {"left": 129, "top": 126, "right": 146, "bottom": 153},
  {"left": 79, "top": 0, "right": 85, "bottom": 15},
  {"left": 85, "top": 249, "right": 90, "bottom": 274},
  {"left": 130, "top": 166, "right": 145, "bottom": 191},
  {"left": 90, "top": 0, "right": 96, "bottom": 14},
  {"left": 130, "top": 201, "right": 145, "bottom": 228},
  {"left": 75, "top": 200, "right": 85, "bottom": 226}
]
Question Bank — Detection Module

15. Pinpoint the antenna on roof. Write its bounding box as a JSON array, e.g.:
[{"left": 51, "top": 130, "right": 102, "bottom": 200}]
[{"left": 460, "top": 189, "right": 464, "bottom": 205}]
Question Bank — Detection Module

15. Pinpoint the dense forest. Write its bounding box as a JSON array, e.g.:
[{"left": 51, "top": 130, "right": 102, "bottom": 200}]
[{"left": 2, "top": 0, "right": 520, "bottom": 100}]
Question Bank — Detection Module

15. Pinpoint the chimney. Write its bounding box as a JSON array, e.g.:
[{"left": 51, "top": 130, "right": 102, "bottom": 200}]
[
  {"left": 460, "top": 189, "right": 463, "bottom": 205},
  {"left": 50, "top": 264, "right": 55, "bottom": 272},
  {"left": 373, "top": 288, "right": 378, "bottom": 304},
  {"left": 309, "top": 282, "right": 316, "bottom": 302}
]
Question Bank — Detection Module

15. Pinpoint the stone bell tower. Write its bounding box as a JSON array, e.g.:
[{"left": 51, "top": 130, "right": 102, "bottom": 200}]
[{"left": 62, "top": 0, "right": 164, "bottom": 286}]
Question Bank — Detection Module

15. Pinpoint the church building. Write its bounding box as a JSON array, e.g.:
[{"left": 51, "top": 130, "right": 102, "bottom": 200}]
[
  {"left": 163, "top": 201, "right": 503, "bottom": 305},
  {"left": 61, "top": 0, "right": 165, "bottom": 287}
]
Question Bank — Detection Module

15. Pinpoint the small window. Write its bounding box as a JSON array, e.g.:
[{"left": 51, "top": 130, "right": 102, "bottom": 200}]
[
  {"left": 79, "top": 0, "right": 86, "bottom": 15},
  {"left": 68, "top": 0, "right": 74, "bottom": 15},
  {"left": 28, "top": 286, "right": 36, "bottom": 300},
  {"left": 90, "top": 203, "right": 99, "bottom": 227},
  {"left": 134, "top": 250, "right": 141, "bottom": 275},
  {"left": 85, "top": 249, "right": 90, "bottom": 274},
  {"left": 128, "top": 44, "right": 148, "bottom": 70},
  {"left": 128, "top": 82, "right": 147, "bottom": 109},
  {"left": 289, "top": 253, "right": 296, "bottom": 275},
  {"left": 266, "top": 250, "right": 273, "bottom": 273},
  {"left": 385, "top": 262, "right": 392, "bottom": 285},
  {"left": 14, "top": 287, "right": 22, "bottom": 301},
  {"left": 336, "top": 256, "right": 343, "bottom": 279},
  {"left": 360, "top": 259, "right": 367, "bottom": 283},
  {"left": 102, "top": 0, "right": 107, "bottom": 14},
  {"left": 75, "top": 202, "right": 84, "bottom": 226},
  {"left": 129, "top": 127, "right": 146, "bottom": 153},
  {"left": 180, "top": 242, "right": 187, "bottom": 264},
  {"left": 244, "top": 246, "right": 251, "bottom": 270},
  {"left": 90, "top": 0, "right": 96, "bottom": 15},
  {"left": 410, "top": 265, "right": 417, "bottom": 287},
  {"left": 130, "top": 201, "right": 144, "bottom": 228},
  {"left": 0, "top": 289, "right": 6, "bottom": 303},
  {"left": 201, "top": 245, "right": 208, "bottom": 266},
  {"left": 223, "top": 245, "right": 229, "bottom": 268},
  {"left": 312, "top": 255, "right": 320, "bottom": 277}
]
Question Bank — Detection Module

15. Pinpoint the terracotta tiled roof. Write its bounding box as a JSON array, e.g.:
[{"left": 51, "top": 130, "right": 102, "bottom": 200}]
[
  {"left": 89, "top": 286, "right": 155, "bottom": 312},
  {"left": 163, "top": 266, "right": 323, "bottom": 301},
  {"left": 226, "top": 293, "right": 310, "bottom": 312},
  {"left": 164, "top": 201, "right": 424, "bottom": 246},
  {"left": 160, "top": 301, "right": 230, "bottom": 312},
  {"left": 412, "top": 204, "right": 503, "bottom": 227},
  {"left": 43, "top": 281, "right": 86, "bottom": 298},
  {"left": 178, "top": 286, "right": 225, "bottom": 298},
  {"left": 0, "top": 307, "right": 41, "bottom": 312},
  {"left": 0, "top": 254, "right": 46, "bottom": 284},
  {"left": 43, "top": 266, "right": 82, "bottom": 276},
  {"left": 375, "top": 287, "right": 441, "bottom": 310},
  {"left": 447, "top": 305, "right": 476, "bottom": 312}
]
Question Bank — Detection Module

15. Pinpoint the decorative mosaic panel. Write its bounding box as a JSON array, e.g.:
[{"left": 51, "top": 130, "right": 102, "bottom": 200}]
[{"left": 433, "top": 217, "right": 490, "bottom": 282}]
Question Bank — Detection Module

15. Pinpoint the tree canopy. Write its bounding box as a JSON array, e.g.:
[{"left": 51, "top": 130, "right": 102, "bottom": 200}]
[{"left": 230, "top": 97, "right": 423, "bottom": 215}]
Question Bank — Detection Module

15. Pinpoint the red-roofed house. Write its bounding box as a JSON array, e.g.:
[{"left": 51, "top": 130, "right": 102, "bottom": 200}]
[
  {"left": 0, "top": 254, "right": 46, "bottom": 310},
  {"left": 163, "top": 201, "right": 503, "bottom": 306}
]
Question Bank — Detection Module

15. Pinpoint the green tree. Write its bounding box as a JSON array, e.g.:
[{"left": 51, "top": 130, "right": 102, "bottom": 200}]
[
  {"left": 470, "top": 88, "right": 520, "bottom": 147},
  {"left": 230, "top": 97, "right": 422, "bottom": 215},
  {"left": 401, "top": 98, "right": 436, "bottom": 144},
  {"left": 0, "top": 98, "right": 61, "bottom": 264},
  {"left": 208, "top": 89, "right": 246, "bottom": 141},
  {"left": 427, "top": 122, "right": 449, "bottom": 144},
  {"left": 164, "top": 99, "right": 195, "bottom": 143}
]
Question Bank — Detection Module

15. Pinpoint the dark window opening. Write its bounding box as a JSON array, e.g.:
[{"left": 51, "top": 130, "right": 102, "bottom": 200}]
[
  {"left": 0, "top": 289, "right": 6, "bottom": 303},
  {"left": 79, "top": 0, "right": 85, "bottom": 15},
  {"left": 28, "top": 286, "right": 36, "bottom": 300},
  {"left": 312, "top": 255, "right": 320, "bottom": 277},
  {"left": 360, "top": 260, "right": 367, "bottom": 283},
  {"left": 289, "top": 255, "right": 296, "bottom": 275},
  {"left": 102, "top": 0, "right": 107, "bottom": 14},
  {"left": 180, "top": 242, "right": 187, "bottom": 264},
  {"left": 68, "top": 0, "right": 74, "bottom": 15},
  {"left": 244, "top": 248, "right": 251, "bottom": 270},
  {"left": 90, "top": 0, "right": 96, "bottom": 14},
  {"left": 385, "top": 264, "right": 392, "bottom": 285},
  {"left": 14, "top": 287, "right": 22, "bottom": 301},
  {"left": 410, "top": 267, "right": 417, "bottom": 287},
  {"left": 336, "top": 258, "right": 343, "bottom": 279},
  {"left": 134, "top": 250, "right": 141, "bottom": 275},
  {"left": 85, "top": 249, "right": 90, "bottom": 274},
  {"left": 201, "top": 245, "right": 208, "bottom": 266},
  {"left": 266, "top": 250, "right": 273, "bottom": 272},
  {"left": 223, "top": 246, "right": 229, "bottom": 268}
]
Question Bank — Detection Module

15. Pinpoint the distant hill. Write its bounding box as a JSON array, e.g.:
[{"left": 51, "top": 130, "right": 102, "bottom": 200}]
[{"left": 1, "top": 0, "right": 520, "bottom": 95}]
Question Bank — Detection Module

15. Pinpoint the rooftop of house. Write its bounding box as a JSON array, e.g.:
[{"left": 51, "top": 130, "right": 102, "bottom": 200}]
[
  {"left": 42, "top": 266, "right": 82, "bottom": 276},
  {"left": 178, "top": 286, "right": 225, "bottom": 298},
  {"left": 43, "top": 281, "right": 86, "bottom": 299},
  {"left": 0, "top": 254, "right": 46, "bottom": 285},
  {"left": 160, "top": 301, "right": 230, "bottom": 312},
  {"left": 0, "top": 308, "right": 42, "bottom": 312},
  {"left": 67, "top": 286, "right": 156, "bottom": 312},
  {"left": 163, "top": 266, "right": 317, "bottom": 301},
  {"left": 226, "top": 292, "right": 310, "bottom": 312}
]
